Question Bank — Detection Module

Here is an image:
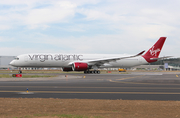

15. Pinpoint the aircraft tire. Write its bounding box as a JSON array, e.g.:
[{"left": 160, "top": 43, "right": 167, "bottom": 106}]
[
  {"left": 97, "top": 70, "right": 100, "bottom": 74},
  {"left": 93, "top": 70, "right": 96, "bottom": 74},
  {"left": 84, "top": 70, "right": 100, "bottom": 74},
  {"left": 19, "top": 70, "right": 22, "bottom": 74}
]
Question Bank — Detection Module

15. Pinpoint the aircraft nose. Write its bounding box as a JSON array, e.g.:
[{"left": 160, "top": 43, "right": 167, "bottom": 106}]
[{"left": 9, "top": 60, "right": 15, "bottom": 66}]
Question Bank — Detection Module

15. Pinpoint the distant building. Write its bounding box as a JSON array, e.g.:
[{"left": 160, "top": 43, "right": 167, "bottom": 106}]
[
  {"left": 0, "top": 56, "right": 16, "bottom": 69},
  {"left": 133, "top": 65, "right": 163, "bottom": 70}
]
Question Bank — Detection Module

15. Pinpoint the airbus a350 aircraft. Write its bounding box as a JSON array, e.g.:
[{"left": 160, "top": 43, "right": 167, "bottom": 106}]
[{"left": 10, "top": 37, "right": 170, "bottom": 74}]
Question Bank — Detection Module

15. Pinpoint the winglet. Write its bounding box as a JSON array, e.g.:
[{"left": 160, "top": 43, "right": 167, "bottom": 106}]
[{"left": 136, "top": 50, "right": 145, "bottom": 56}]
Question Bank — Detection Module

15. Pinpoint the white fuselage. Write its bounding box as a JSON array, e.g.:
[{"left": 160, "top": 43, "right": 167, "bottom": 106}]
[
  {"left": 9, "top": 37, "right": 167, "bottom": 71},
  {"left": 10, "top": 53, "right": 148, "bottom": 68}
]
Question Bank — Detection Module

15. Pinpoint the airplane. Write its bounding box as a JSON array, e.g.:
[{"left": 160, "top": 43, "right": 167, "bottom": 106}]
[{"left": 10, "top": 37, "right": 170, "bottom": 74}]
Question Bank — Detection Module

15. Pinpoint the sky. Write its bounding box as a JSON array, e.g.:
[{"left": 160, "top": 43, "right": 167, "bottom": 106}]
[{"left": 0, "top": 0, "right": 180, "bottom": 57}]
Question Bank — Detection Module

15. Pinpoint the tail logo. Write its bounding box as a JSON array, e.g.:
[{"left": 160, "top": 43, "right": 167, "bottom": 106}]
[{"left": 149, "top": 46, "right": 161, "bottom": 56}]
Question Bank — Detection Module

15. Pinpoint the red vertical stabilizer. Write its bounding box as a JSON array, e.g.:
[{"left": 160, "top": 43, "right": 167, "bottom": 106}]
[{"left": 142, "top": 37, "right": 166, "bottom": 63}]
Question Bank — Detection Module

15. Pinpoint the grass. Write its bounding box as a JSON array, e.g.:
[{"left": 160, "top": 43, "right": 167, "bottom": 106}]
[
  {"left": 1, "top": 70, "right": 84, "bottom": 74},
  {"left": 12, "top": 114, "right": 101, "bottom": 118},
  {"left": 0, "top": 74, "right": 11, "bottom": 78},
  {"left": 2, "top": 98, "right": 180, "bottom": 118},
  {"left": 22, "top": 75, "right": 56, "bottom": 78},
  {"left": 0, "top": 74, "right": 56, "bottom": 78},
  {"left": 0, "top": 70, "right": 123, "bottom": 74},
  {"left": 0, "top": 69, "right": 176, "bottom": 75},
  {"left": 51, "top": 114, "right": 88, "bottom": 118}
]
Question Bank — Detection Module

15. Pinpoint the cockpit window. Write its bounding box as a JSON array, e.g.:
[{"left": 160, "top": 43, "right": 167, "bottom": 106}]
[{"left": 14, "top": 57, "right": 19, "bottom": 60}]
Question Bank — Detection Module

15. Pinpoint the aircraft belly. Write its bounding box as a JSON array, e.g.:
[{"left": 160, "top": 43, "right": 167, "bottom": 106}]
[
  {"left": 115, "top": 60, "right": 131, "bottom": 66},
  {"left": 100, "top": 59, "right": 141, "bottom": 68}
]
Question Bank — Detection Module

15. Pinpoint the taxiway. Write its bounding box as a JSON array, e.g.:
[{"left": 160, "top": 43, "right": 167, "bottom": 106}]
[{"left": 0, "top": 72, "right": 180, "bottom": 100}]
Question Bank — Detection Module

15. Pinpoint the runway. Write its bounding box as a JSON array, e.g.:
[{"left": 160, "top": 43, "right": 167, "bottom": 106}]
[{"left": 0, "top": 72, "right": 180, "bottom": 100}]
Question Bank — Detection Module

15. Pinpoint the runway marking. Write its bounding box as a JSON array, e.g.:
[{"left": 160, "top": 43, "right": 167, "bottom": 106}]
[
  {"left": 109, "top": 75, "right": 180, "bottom": 85},
  {"left": 109, "top": 80, "right": 180, "bottom": 85},
  {"left": 109, "top": 75, "right": 147, "bottom": 84},
  {"left": 116, "top": 75, "right": 145, "bottom": 81},
  {"left": 176, "top": 75, "right": 179, "bottom": 77},
  {"left": 1, "top": 86, "right": 180, "bottom": 90},
  {"left": 0, "top": 90, "right": 180, "bottom": 95}
]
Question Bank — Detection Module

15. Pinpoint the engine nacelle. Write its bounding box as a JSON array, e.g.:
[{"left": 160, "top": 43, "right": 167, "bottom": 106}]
[
  {"left": 62, "top": 67, "right": 73, "bottom": 72},
  {"left": 72, "top": 62, "right": 88, "bottom": 71}
]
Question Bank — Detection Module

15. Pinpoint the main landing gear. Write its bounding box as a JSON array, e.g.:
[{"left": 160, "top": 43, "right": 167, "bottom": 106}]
[
  {"left": 84, "top": 70, "right": 100, "bottom": 74},
  {"left": 18, "top": 68, "right": 22, "bottom": 74}
]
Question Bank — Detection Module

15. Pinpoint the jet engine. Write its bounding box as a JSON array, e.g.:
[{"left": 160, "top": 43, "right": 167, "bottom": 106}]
[{"left": 72, "top": 62, "right": 88, "bottom": 71}]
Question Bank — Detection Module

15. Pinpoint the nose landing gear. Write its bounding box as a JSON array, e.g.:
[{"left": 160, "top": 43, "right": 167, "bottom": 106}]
[{"left": 18, "top": 68, "right": 22, "bottom": 74}]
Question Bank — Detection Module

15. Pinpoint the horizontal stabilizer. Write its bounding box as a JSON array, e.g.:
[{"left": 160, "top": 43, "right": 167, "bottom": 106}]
[{"left": 150, "top": 56, "right": 173, "bottom": 60}]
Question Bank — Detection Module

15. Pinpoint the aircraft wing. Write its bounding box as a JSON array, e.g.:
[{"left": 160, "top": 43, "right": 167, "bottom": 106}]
[{"left": 87, "top": 50, "right": 145, "bottom": 66}]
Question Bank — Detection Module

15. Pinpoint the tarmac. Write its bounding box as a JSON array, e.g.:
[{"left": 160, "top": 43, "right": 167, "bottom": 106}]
[{"left": 1, "top": 72, "right": 180, "bottom": 100}]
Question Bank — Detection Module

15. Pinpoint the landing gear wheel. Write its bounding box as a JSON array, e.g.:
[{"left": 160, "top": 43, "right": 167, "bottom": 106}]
[
  {"left": 97, "top": 70, "right": 100, "bottom": 74},
  {"left": 19, "top": 70, "right": 22, "bottom": 74},
  {"left": 84, "top": 70, "right": 100, "bottom": 74},
  {"left": 84, "top": 70, "right": 90, "bottom": 74},
  {"left": 94, "top": 70, "right": 98, "bottom": 74}
]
